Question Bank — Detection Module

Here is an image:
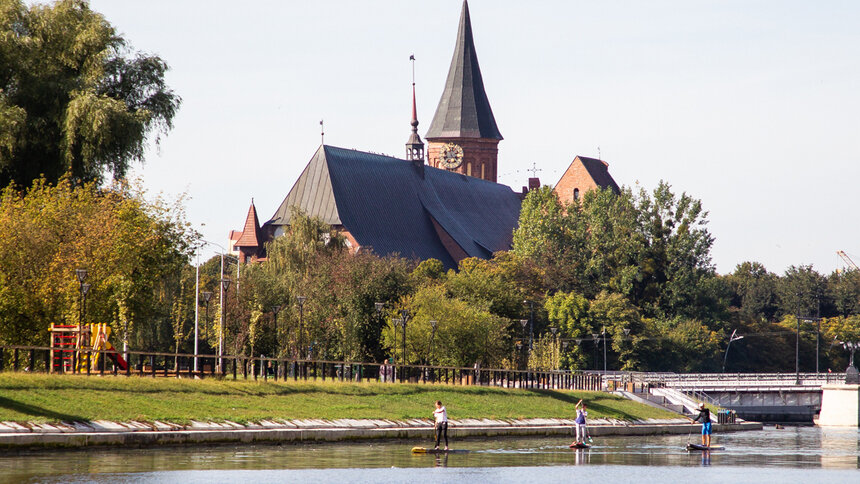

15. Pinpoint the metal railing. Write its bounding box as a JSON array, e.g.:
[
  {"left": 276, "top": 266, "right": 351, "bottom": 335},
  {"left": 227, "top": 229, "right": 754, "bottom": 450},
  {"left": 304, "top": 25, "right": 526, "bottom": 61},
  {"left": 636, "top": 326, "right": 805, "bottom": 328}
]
[
  {"left": 628, "top": 371, "right": 846, "bottom": 388},
  {"left": 0, "top": 345, "right": 602, "bottom": 391}
]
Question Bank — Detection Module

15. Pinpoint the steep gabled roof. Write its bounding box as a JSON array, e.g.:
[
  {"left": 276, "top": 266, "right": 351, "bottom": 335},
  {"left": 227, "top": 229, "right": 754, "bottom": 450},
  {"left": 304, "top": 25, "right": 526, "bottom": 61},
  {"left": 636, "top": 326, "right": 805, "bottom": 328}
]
[
  {"left": 266, "top": 145, "right": 522, "bottom": 268},
  {"left": 235, "top": 201, "right": 263, "bottom": 248},
  {"left": 425, "top": 0, "right": 502, "bottom": 141},
  {"left": 576, "top": 156, "right": 621, "bottom": 193},
  {"left": 268, "top": 147, "right": 341, "bottom": 226}
]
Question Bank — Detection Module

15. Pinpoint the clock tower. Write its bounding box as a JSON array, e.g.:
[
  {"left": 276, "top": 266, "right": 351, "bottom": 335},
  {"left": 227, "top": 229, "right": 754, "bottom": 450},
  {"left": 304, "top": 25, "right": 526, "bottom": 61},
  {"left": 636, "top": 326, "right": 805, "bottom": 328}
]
[{"left": 425, "top": 0, "right": 502, "bottom": 182}]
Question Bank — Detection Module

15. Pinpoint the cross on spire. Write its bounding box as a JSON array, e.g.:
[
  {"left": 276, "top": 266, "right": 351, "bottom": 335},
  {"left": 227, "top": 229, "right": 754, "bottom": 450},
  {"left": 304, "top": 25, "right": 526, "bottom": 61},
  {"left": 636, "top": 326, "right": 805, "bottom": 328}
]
[{"left": 527, "top": 162, "right": 542, "bottom": 178}]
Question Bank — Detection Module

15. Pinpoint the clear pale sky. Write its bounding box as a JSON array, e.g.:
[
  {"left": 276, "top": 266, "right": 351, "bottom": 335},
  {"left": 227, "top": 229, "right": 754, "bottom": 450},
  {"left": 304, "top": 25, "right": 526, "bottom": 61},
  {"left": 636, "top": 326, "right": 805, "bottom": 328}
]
[{"left": 81, "top": 0, "right": 860, "bottom": 275}]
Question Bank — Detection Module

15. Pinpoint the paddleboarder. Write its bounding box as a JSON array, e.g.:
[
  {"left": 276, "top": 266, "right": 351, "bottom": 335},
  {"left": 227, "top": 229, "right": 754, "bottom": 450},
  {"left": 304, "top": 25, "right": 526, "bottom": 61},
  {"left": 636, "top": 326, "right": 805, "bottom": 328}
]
[
  {"left": 573, "top": 399, "right": 589, "bottom": 445},
  {"left": 433, "top": 400, "right": 449, "bottom": 451},
  {"left": 691, "top": 403, "right": 712, "bottom": 448}
]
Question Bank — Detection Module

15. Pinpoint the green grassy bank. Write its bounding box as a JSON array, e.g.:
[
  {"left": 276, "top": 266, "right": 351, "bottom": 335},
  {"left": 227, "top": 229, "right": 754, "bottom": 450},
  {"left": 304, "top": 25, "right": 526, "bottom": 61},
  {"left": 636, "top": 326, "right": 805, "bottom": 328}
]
[{"left": 0, "top": 374, "right": 676, "bottom": 425}]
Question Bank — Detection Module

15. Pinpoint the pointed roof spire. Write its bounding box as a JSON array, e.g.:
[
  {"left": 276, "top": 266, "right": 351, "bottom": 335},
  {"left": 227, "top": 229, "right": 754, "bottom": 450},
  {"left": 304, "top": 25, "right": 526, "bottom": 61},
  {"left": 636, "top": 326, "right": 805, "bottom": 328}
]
[
  {"left": 426, "top": 0, "right": 502, "bottom": 141},
  {"left": 406, "top": 54, "right": 424, "bottom": 162},
  {"left": 235, "top": 200, "right": 262, "bottom": 248}
]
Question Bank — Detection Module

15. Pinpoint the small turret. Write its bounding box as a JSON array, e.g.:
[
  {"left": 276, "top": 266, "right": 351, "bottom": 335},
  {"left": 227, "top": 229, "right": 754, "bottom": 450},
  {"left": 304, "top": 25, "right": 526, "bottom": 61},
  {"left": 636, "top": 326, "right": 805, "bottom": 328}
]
[{"left": 406, "top": 54, "right": 425, "bottom": 164}]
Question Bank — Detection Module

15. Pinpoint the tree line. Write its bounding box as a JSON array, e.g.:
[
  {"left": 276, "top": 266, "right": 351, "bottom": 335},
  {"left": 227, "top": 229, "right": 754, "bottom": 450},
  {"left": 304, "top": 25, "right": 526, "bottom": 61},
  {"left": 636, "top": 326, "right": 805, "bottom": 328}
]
[
  {"left": 4, "top": 176, "right": 858, "bottom": 374},
  {"left": 1, "top": 1, "right": 858, "bottom": 373}
]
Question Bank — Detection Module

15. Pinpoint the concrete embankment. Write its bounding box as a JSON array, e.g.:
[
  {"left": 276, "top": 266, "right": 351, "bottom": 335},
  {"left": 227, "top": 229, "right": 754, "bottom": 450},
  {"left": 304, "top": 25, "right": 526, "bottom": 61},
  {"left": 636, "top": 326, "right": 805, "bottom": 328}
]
[{"left": 0, "top": 418, "right": 762, "bottom": 450}]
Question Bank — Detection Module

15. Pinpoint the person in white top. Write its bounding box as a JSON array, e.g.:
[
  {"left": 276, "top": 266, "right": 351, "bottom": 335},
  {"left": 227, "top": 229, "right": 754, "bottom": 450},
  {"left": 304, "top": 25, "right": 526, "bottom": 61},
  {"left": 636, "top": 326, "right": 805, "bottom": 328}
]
[{"left": 433, "top": 400, "right": 449, "bottom": 450}]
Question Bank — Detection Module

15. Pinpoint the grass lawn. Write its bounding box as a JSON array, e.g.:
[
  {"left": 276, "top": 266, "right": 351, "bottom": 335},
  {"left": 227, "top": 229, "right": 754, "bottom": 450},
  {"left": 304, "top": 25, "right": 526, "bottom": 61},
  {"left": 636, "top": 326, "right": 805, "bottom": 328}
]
[{"left": 0, "top": 373, "right": 677, "bottom": 425}]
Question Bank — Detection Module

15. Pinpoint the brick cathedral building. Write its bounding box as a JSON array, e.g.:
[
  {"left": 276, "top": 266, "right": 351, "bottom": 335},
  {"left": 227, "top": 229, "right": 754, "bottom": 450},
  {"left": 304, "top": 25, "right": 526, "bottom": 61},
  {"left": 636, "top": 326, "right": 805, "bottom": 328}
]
[{"left": 230, "top": 1, "right": 619, "bottom": 268}]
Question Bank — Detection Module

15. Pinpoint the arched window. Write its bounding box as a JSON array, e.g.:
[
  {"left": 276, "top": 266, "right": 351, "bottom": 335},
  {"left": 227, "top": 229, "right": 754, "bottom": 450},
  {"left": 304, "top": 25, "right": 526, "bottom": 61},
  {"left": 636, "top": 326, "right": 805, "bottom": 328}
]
[
  {"left": 573, "top": 188, "right": 580, "bottom": 201},
  {"left": 467, "top": 162, "right": 472, "bottom": 176}
]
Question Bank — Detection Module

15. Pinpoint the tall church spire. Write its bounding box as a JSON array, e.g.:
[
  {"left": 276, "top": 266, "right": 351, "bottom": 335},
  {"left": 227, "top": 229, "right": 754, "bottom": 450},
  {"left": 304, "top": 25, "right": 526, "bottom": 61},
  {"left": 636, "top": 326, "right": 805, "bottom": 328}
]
[
  {"left": 425, "top": 0, "right": 502, "bottom": 141},
  {"left": 425, "top": 0, "right": 502, "bottom": 182},
  {"left": 405, "top": 54, "right": 424, "bottom": 162}
]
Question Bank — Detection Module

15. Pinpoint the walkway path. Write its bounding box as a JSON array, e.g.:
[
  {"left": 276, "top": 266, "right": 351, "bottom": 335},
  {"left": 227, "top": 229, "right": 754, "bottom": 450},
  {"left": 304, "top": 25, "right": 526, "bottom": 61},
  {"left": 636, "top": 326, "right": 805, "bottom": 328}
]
[{"left": 0, "top": 418, "right": 761, "bottom": 449}]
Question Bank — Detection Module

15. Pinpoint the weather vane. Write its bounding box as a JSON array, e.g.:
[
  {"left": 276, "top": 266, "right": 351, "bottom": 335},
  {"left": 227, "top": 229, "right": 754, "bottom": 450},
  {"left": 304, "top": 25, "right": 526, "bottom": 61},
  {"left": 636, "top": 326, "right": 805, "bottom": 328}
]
[{"left": 527, "top": 161, "right": 542, "bottom": 178}]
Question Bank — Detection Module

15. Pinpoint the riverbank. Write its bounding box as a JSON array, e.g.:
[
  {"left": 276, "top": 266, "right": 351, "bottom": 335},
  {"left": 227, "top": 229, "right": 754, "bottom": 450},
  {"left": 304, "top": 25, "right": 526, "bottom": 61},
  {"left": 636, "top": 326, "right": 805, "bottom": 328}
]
[
  {"left": 0, "top": 373, "right": 762, "bottom": 450},
  {"left": 0, "top": 417, "right": 762, "bottom": 450},
  {"left": 0, "top": 373, "right": 674, "bottom": 423}
]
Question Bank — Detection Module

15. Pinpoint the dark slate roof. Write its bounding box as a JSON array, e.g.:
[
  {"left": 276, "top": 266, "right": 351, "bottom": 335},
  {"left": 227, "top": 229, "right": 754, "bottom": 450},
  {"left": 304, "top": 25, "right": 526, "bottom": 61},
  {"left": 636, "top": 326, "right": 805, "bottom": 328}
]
[
  {"left": 266, "top": 145, "right": 522, "bottom": 268},
  {"left": 425, "top": 0, "right": 502, "bottom": 141},
  {"left": 268, "top": 149, "right": 341, "bottom": 226},
  {"left": 577, "top": 156, "right": 621, "bottom": 193}
]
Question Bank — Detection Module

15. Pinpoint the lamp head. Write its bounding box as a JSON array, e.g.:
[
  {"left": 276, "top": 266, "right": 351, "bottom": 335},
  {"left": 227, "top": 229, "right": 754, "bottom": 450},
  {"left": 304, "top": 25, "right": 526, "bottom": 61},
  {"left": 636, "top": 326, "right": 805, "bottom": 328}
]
[
  {"left": 81, "top": 283, "right": 91, "bottom": 296},
  {"left": 76, "top": 268, "right": 88, "bottom": 283},
  {"left": 221, "top": 278, "right": 231, "bottom": 291},
  {"left": 430, "top": 320, "right": 437, "bottom": 329},
  {"left": 201, "top": 291, "right": 213, "bottom": 303}
]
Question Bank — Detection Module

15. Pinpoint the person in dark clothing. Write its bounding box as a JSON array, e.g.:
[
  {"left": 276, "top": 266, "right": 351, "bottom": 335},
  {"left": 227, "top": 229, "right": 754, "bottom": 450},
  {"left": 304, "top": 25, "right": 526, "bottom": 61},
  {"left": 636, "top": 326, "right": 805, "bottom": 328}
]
[{"left": 691, "top": 403, "right": 712, "bottom": 447}]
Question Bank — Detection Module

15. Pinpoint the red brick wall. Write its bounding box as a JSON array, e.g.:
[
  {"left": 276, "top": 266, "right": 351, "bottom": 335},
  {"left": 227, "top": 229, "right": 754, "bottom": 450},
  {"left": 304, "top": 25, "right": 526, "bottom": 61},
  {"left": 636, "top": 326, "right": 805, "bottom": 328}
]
[
  {"left": 554, "top": 157, "right": 601, "bottom": 205},
  {"left": 426, "top": 138, "right": 500, "bottom": 182}
]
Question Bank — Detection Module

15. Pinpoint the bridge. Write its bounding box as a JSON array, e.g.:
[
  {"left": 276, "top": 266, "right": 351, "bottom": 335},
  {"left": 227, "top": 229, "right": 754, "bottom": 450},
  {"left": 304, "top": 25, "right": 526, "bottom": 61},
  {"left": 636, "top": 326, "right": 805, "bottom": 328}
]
[{"left": 624, "top": 372, "right": 847, "bottom": 422}]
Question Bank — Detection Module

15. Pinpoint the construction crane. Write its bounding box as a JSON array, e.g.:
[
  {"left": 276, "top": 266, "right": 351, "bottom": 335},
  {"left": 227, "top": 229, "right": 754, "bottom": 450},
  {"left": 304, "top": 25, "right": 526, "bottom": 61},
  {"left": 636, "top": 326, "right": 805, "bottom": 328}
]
[{"left": 837, "top": 250, "right": 859, "bottom": 271}]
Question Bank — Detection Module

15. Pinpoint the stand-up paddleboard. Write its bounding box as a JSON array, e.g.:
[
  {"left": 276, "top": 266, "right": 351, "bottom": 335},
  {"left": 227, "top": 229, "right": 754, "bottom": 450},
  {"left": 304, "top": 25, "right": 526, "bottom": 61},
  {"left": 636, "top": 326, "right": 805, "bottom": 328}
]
[
  {"left": 411, "top": 447, "right": 470, "bottom": 454},
  {"left": 569, "top": 442, "right": 591, "bottom": 449},
  {"left": 686, "top": 443, "right": 724, "bottom": 451}
]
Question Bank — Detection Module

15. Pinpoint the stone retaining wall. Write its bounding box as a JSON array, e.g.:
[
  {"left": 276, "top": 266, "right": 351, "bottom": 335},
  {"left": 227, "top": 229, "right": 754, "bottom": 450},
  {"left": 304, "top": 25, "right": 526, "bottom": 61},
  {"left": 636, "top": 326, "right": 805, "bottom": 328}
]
[{"left": 0, "top": 418, "right": 762, "bottom": 449}]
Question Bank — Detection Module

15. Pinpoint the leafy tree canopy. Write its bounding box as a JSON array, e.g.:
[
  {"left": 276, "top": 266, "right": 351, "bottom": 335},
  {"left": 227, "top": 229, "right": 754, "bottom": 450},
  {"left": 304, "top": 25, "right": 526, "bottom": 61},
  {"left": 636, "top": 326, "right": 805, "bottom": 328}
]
[{"left": 0, "top": 0, "right": 180, "bottom": 187}]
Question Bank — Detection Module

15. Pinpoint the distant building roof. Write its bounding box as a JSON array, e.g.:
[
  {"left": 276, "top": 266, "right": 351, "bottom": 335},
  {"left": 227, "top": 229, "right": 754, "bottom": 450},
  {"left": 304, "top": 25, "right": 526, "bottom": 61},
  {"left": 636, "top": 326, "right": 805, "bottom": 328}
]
[
  {"left": 266, "top": 145, "right": 522, "bottom": 268},
  {"left": 576, "top": 156, "right": 620, "bottom": 193},
  {"left": 425, "top": 0, "right": 502, "bottom": 141}
]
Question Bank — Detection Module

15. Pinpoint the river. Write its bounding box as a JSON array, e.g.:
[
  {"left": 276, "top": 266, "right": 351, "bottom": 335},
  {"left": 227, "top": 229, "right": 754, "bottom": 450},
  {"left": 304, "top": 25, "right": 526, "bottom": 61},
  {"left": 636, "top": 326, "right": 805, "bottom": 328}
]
[{"left": 1, "top": 426, "right": 857, "bottom": 483}]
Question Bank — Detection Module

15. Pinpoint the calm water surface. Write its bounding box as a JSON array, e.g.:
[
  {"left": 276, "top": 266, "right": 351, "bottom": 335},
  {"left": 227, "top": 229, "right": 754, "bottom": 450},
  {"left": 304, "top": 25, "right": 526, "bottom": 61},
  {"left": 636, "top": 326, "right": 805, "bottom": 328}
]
[{"left": 1, "top": 426, "right": 857, "bottom": 483}]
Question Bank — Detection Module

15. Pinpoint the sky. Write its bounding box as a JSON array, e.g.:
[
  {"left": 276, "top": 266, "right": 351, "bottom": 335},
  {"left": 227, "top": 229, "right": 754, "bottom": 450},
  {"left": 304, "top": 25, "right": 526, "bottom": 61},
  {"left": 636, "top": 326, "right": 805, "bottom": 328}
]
[{"left": 79, "top": 0, "right": 860, "bottom": 275}]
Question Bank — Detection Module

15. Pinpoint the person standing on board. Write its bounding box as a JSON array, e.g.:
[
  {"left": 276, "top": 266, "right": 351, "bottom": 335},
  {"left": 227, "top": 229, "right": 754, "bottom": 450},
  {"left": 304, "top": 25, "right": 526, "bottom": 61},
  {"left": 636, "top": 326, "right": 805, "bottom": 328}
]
[
  {"left": 691, "top": 403, "right": 712, "bottom": 447},
  {"left": 433, "top": 400, "right": 449, "bottom": 451},
  {"left": 573, "top": 399, "right": 589, "bottom": 444}
]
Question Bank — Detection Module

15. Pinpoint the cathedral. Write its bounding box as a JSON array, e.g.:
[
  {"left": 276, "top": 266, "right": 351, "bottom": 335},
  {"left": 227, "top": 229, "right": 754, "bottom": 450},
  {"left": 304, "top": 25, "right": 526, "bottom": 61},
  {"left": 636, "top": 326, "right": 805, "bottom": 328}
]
[{"left": 230, "top": 1, "right": 619, "bottom": 269}]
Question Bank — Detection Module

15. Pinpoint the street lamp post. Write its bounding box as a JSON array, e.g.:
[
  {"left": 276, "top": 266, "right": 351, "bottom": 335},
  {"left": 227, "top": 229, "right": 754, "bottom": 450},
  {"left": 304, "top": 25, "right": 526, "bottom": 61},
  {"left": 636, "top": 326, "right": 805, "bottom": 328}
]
[
  {"left": 523, "top": 300, "right": 535, "bottom": 351},
  {"left": 271, "top": 304, "right": 282, "bottom": 356},
  {"left": 201, "top": 291, "right": 213, "bottom": 340},
  {"left": 219, "top": 278, "right": 231, "bottom": 371},
  {"left": 550, "top": 327, "right": 558, "bottom": 370},
  {"left": 400, "top": 309, "right": 410, "bottom": 372},
  {"left": 519, "top": 319, "right": 529, "bottom": 369},
  {"left": 296, "top": 296, "right": 306, "bottom": 359},
  {"left": 428, "top": 320, "right": 437, "bottom": 365},
  {"left": 75, "top": 269, "right": 88, "bottom": 373},
  {"left": 392, "top": 318, "right": 401, "bottom": 365},
  {"left": 722, "top": 329, "right": 744, "bottom": 373},
  {"left": 592, "top": 332, "right": 600, "bottom": 372},
  {"left": 602, "top": 327, "right": 607, "bottom": 373}
]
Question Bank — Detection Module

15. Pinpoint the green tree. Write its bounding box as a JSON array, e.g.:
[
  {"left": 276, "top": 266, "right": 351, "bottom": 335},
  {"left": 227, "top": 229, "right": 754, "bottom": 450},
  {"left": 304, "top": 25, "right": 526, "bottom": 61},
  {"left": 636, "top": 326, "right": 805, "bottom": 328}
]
[
  {"left": 589, "top": 291, "right": 643, "bottom": 371},
  {"left": 0, "top": 177, "right": 193, "bottom": 347},
  {"left": 544, "top": 291, "right": 591, "bottom": 369},
  {"left": 776, "top": 265, "right": 826, "bottom": 319},
  {"left": 0, "top": 0, "right": 180, "bottom": 187},
  {"left": 725, "top": 261, "right": 778, "bottom": 321},
  {"left": 386, "top": 285, "right": 508, "bottom": 367}
]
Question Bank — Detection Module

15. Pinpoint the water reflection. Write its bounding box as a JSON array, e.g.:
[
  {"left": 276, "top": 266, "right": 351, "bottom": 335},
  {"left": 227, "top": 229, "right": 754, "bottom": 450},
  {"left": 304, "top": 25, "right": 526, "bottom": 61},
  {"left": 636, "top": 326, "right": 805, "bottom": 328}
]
[{"left": 1, "top": 426, "right": 858, "bottom": 483}]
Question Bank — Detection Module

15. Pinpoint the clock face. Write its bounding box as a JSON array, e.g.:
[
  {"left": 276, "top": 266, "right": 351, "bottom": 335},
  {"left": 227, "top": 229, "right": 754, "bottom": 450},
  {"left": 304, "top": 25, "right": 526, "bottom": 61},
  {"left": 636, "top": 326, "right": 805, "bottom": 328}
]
[{"left": 439, "top": 143, "right": 464, "bottom": 169}]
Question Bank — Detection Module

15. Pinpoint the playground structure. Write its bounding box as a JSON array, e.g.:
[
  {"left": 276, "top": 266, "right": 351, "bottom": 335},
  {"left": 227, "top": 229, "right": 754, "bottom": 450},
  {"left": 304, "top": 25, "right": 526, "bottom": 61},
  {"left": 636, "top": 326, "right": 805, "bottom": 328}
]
[{"left": 48, "top": 323, "right": 128, "bottom": 373}]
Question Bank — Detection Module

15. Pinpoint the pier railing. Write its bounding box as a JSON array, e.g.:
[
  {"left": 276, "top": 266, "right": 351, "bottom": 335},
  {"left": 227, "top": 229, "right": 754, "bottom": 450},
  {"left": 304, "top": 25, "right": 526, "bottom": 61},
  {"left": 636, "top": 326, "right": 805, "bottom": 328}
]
[{"left": 0, "top": 345, "right": 602, "bottom": 391}]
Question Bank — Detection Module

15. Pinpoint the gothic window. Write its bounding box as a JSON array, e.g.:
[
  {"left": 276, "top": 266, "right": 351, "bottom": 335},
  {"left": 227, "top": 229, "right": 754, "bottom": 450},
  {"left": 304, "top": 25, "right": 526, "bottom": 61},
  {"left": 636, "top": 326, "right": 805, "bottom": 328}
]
[{"left": 573, "top": 188, "right": 580, "bottom": 201}]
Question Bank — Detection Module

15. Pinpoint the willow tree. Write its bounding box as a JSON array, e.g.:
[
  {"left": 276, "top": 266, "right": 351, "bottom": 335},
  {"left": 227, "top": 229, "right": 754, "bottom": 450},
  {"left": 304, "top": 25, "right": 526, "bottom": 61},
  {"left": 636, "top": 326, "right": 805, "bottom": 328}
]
[{"left": 0, "top": 0, "right": 180, "bottom": 187}]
